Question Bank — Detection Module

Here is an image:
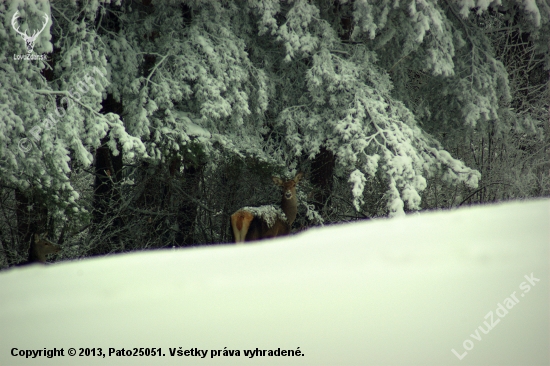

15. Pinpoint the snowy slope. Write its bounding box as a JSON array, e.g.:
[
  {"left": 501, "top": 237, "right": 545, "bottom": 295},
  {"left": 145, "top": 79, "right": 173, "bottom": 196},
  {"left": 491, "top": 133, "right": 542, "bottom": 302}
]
[{"left": 0, "top": 200, "right": 548, "bottom": 365}]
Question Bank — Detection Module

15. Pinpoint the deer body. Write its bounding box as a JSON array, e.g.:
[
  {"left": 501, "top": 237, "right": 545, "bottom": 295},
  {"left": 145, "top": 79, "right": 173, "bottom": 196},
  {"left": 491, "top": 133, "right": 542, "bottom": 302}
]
[
  {"left": 26, "top": 233, "right": 61, "bottom": 264},
  {"left": 231, "top": 172, "right": 303, "bottom": 243}
]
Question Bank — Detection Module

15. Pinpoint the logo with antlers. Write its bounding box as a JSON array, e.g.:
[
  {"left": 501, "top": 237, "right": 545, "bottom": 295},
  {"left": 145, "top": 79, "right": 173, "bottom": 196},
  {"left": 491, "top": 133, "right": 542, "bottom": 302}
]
[{"left": 11, "top": 11, "right": 49, "bottom": 54}]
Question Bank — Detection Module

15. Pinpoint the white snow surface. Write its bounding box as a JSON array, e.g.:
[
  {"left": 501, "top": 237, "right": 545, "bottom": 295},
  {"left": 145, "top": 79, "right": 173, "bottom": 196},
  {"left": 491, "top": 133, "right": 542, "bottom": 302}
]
[{"left": 0, "top": 199, "right": 548, "bottom": 365}]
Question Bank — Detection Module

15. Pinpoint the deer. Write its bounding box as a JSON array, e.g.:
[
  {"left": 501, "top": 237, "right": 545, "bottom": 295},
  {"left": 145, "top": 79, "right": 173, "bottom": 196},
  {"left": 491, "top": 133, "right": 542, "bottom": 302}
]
[
  {"left": 23, "top": 233, "right": 61, "bottom": 264},
  {"left": 230, "top": 172, "right": 304, "bottom": 243}
]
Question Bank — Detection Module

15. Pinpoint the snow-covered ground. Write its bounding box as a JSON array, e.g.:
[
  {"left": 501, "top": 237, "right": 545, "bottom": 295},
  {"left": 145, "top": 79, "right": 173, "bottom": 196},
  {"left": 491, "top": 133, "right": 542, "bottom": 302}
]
[{"left": 0, "top": 200, "right": 548, "bottom": 365}]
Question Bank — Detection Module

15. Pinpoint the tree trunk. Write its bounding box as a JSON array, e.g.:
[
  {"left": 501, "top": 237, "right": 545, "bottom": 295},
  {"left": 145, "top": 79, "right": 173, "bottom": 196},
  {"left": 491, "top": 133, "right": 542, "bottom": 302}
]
[
  {"left": 15, "top": 189, "right": 48, "bottom": 259},
  {"left": 311, "top": 146, "right": 335, "bottom": 220},
  {"left": 90, "top": 94, "right": 124, "bottom": 255},
  {"left": 174, "top": 160, "right": 204, "bottom": 246}
]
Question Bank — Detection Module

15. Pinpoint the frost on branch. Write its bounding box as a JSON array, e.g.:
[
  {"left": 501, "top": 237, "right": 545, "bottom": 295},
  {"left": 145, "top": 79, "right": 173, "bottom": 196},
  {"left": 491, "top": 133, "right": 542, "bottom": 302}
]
[
  {"left": 387, "top": 177, "right": 405, "bottom": 217},
  {"left": 364, "top": 154, "right": 380, "bottom": 178},
  {"left": 278, "top": 40, "right": 480, "bottom": 216},
  {"left": 115, "top": 3, "right": 271, "bottom": 164},
  {"left": 454, "top": 0, "right": 543, "bottom": 27},
  {"left": 349, "top": 169, "right": 366, "bottom": 211},
  {"left": 352, "top": 1, "right": 456, "bottom": 76},
  {"left": 248, "top": 0, "right": 280, "bottom": 36},
  {"left": 242, "top": 206, "right": 287, "bottom": 228},
  {"left": 276, "top": 0, "right": 334, "bottom": 62}
]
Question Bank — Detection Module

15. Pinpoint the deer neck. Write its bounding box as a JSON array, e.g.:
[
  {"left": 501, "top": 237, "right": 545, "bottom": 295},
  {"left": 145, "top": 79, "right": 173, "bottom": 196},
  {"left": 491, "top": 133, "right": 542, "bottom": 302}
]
[{"left": 281, "top": 195, "right": 298, "bottom": 225}]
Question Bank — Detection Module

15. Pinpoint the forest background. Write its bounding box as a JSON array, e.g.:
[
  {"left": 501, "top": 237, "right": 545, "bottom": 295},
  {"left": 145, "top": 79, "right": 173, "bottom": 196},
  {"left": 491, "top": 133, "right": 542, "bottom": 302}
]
[{"left": 0, "top": 0, "right": 548, "bottom": 267}]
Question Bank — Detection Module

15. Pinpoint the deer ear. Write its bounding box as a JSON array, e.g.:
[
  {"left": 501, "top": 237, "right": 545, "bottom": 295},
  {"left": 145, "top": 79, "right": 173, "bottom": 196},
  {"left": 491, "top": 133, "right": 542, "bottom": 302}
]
[
  {"left": 34, "top": 233, "right": 41, "bottom": 243},
  {"left": 293, "top": 172, "right": 304, "bottom": 183},
  {"left": 272, "top": 176, "right": 283, "bottom": 186}
]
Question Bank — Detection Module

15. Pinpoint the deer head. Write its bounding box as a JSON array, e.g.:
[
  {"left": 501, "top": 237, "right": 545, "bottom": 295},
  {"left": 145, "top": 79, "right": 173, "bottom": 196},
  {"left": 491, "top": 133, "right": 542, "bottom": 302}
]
[
  {"left": 28, "top": 233, "right": 61, "bottom": 263},
  {"left": 272, "top": 171, "right": 303, "bottom": 225}
]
